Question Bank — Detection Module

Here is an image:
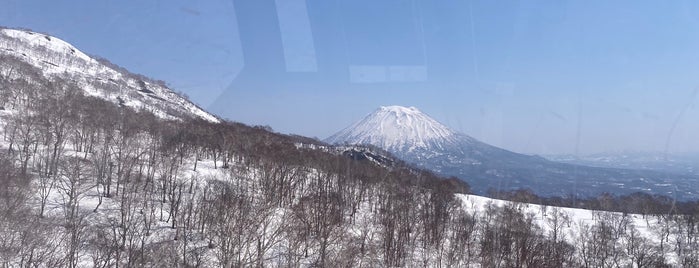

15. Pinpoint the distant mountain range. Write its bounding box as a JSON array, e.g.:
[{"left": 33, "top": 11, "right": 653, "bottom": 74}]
[
  {"left": 327, "top": 106, "right": 699, "bottom": 200},
  {"left": 545, "top": 152, "right": 699, "bottom": 176}
]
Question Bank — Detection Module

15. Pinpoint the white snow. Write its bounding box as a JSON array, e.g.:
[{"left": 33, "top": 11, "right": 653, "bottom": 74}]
[
  {"left": 326, "top": 105, "right": 461, "bottom": 153},
  {"left": 0, "top": 28, "right": 219, "bottom": 123},
  {"left": 456, "top": 193, "right": 683, "bottom": 265},
  {"left": 1, "top": 29, "right": 93, "bottom": 62}
]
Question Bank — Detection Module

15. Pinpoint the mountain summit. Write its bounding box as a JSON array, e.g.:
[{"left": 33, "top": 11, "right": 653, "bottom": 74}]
[
  {"left": 327, "top": 106, "right": 699, "bottom": 199},
  {"left": 326, "top": 105, "right": 520, "bottom": 171},
  {"left": 326, "top": 106, "right": 467, "bottom": 153}
]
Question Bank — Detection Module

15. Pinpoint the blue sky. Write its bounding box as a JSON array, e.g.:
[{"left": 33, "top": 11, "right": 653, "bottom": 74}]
[{"left": 2, "top": 0, "right": 699, "bottom": 154}]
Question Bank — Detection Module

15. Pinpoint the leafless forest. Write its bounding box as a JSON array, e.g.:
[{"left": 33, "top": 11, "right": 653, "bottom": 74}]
[{"left": 1, "top": 53, "right": 699, "bottom": 267}]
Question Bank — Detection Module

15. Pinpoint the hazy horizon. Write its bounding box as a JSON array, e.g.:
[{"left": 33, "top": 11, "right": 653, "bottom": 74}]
[{"left": 2, "top": 0, "right": 698, "bottom": 155}]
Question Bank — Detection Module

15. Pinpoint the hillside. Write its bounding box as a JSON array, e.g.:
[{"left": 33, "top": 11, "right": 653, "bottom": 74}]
[
  {"left": 0, "top": 28, "right": 698, "bottom": 267},
  {"left": 0, "top": 27, "right": 218, "bottom": 123},
  {"left": 327, "top": 105, "right": 699, "bottom": 200}
]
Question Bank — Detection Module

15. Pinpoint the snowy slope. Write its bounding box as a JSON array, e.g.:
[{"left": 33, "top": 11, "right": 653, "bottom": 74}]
[
  {"left": 326, "top": 106, "right": 467, "bottom": 153},
  {"left": 325, "top": 105, "right": 534, "bottom": 174},
  {"left": 7, "top": 131, "right": 686, "bottom": 267},
  {"left": 327, "top": 106, "right": 699, "bottom": 200},
  {"left": 0, "top": 28, "right": 219, "bottom": 123}
]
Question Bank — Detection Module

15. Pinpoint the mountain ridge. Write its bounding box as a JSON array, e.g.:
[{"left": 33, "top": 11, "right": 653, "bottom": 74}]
[
  {"left": 327, "top": 105, "right": 699, "bottom": 200},
  {"left": 326, "top": 106, "right": 470, "bottom": 155},
  {"left": 0, "top": 27, "right": 219, "bottom": 123},
  {"left": 1, "top": 26, "right": 697, "bottom": 268}
]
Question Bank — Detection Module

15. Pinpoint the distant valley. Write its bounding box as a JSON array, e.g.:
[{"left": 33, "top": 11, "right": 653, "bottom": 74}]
[{"left": 546, "top": 152, "right": 699, "bottom": 176}]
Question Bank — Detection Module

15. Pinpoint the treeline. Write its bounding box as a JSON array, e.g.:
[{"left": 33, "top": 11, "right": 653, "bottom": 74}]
[
  {"left": 491, "top": 188, "right": 699, "bottom": 218},
  {"left": 0, "top": 57, "right": 470, "bottom": 267},
  {"left": 1, "top": 57, "right": 698, "bottom": 267}
]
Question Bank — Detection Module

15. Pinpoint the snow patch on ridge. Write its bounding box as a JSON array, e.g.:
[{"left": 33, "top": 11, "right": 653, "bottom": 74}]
[
  {"left": 0, "top": 28, "right": 220, "bottom": 123},
  {"left": 2, "top": 29, "right": 93, "bottom": 63}
]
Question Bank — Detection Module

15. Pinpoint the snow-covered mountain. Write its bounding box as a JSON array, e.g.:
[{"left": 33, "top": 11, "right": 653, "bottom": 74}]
[
  {"left": 0, "top": 28, "right": 218, "bottom": 122},
  {"left": 325, "top": 105, "right": 539, "bottom": 177},
  {"left": 327, "top": 106, "right": 699, "bottom": 200},
  {"left": 1, "top": 27, "right": 697, "bottom": 267},
  {"left": 326, "top": 106, "right": 483, "bottom": 163},
  {"left": 327, "top": 106, "right": 465, "bottom": 153}
]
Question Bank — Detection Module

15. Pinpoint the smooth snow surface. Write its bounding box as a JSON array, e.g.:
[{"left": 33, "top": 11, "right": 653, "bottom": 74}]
[{"left": 326, "top": 105, "right": 461, "bottom": 153}]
